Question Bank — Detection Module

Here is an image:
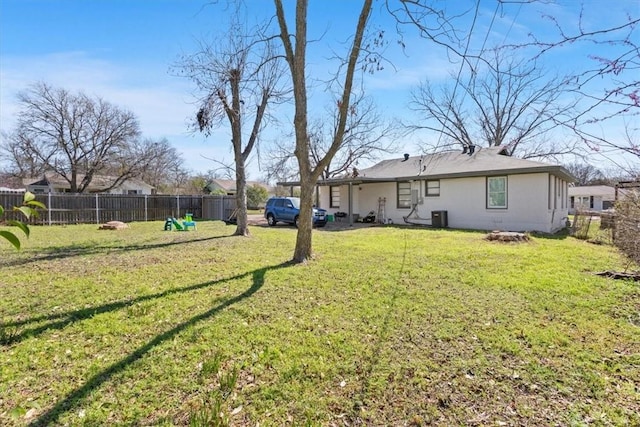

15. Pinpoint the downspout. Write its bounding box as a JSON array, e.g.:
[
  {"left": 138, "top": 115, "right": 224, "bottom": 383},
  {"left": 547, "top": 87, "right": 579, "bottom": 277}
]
[{"left": 348, "top": 182, "right": 353, "bottom": 227}]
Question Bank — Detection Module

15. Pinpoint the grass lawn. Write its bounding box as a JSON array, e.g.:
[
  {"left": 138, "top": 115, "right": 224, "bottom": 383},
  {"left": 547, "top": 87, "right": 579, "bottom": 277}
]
[{"left": 1, "top": 221, "right": 638, "bottom": 426}]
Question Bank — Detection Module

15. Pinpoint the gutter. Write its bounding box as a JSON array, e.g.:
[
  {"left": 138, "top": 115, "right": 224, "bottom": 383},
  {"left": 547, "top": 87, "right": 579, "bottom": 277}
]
[{"left": 279, "top": 165, "right": 574, "bottom": 187}]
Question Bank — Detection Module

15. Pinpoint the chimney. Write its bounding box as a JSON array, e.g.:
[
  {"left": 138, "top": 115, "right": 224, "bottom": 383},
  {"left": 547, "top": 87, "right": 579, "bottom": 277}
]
[
  {"left": 468, "top": 145, "right": 475, "bottom": 155},
  {"left": 402, "top": 153, "right": 409, "bottom": 162},
  {"left": 462, "top": 146, "right": 468, "bottom": 154}
]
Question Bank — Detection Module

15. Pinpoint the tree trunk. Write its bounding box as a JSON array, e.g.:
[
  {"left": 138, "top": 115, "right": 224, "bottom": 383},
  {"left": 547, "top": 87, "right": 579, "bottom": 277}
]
[
  {"left": 229, "top": 69, "right": 250, "bottom": 237},
  {"left": 292, "top": 173, "right": 315, "bottom": 262},
  {"left": 234, "top": 160, "right": 250, "bottom": 237},
  {"left": 275, "top": 0, "right": 372, "bottom": 263}
]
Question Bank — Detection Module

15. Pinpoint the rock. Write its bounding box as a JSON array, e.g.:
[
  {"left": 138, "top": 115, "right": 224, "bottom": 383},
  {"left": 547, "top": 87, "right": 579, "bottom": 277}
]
[{"left": 98, "top": 221, "right": 128, "bottom": 230}]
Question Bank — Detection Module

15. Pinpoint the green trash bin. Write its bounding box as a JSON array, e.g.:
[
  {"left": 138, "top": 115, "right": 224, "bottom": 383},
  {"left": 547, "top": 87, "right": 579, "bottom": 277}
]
[{"left": 327, "top": 214, "right": 334, "bottom": 222}]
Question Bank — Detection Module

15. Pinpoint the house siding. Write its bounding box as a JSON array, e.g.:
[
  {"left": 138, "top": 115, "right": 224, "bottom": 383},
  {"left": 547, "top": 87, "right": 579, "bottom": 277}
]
[
  {"left": 319, "top": 173, "right": 569, "bottom": 233},
  {"left": 568, "top": 186, "right": 615, "bottom": 214}
]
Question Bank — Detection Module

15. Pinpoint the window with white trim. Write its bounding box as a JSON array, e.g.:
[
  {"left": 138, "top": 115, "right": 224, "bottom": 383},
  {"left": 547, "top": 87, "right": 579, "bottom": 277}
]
[
  {"left": 487, "top": 176, "right": 507, "bottom": 209},
  {"left": 397, "top": 181, "right": 412, "bottom": 209},
  {"left": 330, "top": 186, "right": 340, "bottom": 208}
]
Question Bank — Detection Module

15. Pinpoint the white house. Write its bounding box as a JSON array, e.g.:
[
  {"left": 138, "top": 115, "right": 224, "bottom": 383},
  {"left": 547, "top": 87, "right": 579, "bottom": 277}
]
[
  {"left": 25, "top": 174, "right": 154, "bottom": 195},
  {"left": 309, "top": 146, "right": 574, "bottom": 233},
  {"left": 568, "top": 185, "right": 616, "bottom": 214}
]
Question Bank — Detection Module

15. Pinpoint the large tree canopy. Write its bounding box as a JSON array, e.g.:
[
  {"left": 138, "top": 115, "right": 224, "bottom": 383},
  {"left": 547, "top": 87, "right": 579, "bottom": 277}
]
[
  {"left": 2, "top": 82, "right": 143, "bottom": 193},
  {"left": 410, "top": 53, "right": 577, "bottom": 160}
]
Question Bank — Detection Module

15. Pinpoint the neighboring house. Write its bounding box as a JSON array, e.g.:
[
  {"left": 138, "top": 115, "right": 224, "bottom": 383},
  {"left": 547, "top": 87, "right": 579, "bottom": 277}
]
[
  {"left": 0, "top": 174, "right": 26, "bottom": 193},
  {"left": 568, "top": 185, "right": 616, "bottom": 214},
  {"left": 24, "top": 174, "right": 155, "bottom": 195},
  {"left": 0, "top": 187, "right": 25, "bottom": 193},
  {"left": 286, "top": 146, "right": 574, "bottom": 233},
  {"left": 204, "top": 179, "right": 273, "bottom": 196}
]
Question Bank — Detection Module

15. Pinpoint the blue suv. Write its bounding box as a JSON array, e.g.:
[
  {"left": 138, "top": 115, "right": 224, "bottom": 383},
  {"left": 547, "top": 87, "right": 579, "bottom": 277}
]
[{"left": 264, "top": 197, "right": 327, "bottom": 228}]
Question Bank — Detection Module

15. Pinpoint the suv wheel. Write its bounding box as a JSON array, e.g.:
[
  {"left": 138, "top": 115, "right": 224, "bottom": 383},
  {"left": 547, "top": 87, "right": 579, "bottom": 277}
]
[
  {"left": 267, "top": 213, "right": 277, "bottom": 226},
  {"left": 294, "top": 215, "right": 299, "bottom": 228}
]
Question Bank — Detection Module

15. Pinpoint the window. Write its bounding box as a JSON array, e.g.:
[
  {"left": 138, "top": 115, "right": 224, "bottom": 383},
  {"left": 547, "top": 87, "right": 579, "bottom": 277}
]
[
  {"left": 330, "top": 186, "right": 340, "bottom": 208},
  {"left": 574, "top": 196, "right": 591, "bottom": 210},
  {"left": 487, "top": 176, "right": 507, "bottom": 209},
  {"left": 397, "top": 181, "right": 412, "bottom": 209},
  {"left": 426, "top": 180, "right": 440, "bottom": 197}
]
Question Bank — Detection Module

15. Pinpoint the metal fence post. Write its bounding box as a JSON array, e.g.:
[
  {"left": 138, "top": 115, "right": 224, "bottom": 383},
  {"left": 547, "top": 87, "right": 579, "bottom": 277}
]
[
  {"left": 95, "top": 193, "right": 100, "bottom": 224},
  {"left": 48, "top": 192, "right": 52, "bottom": 226}
]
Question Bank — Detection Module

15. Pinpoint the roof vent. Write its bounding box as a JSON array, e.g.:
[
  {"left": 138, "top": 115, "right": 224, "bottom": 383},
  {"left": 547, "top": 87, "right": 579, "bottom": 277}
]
[
  {"left": 462, "top": 146, "right": 468, "bottom": 154},
  {"left": 468, "top": 145, "right": 476, "bottom": 155},
  {"left": 402, "top": 153, "right": 409, "bottom": 162},
  {"left": 497, "top": 146, "right": 511, "bottom": 156}
]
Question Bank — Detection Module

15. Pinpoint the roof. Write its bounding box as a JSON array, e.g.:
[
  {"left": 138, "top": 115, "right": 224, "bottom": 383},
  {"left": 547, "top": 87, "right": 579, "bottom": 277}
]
[
  {"left": 568, "top": 185, "right": 616, "bottom": 198},
  {"left": 280, "top": 146, "right": 575, "bottom": 186},
  {"left": 206, "top": 179, "right": 272, "bottom": 192},
  {"left": 24, "top": 173, "right": 154, "bottom": 191},
  {"left": 0, "top": 174, "right": 25, "bottom": 190}
]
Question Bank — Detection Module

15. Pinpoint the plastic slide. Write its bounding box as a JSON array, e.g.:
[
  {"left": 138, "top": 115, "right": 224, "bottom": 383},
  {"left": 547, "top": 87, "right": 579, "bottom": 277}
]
[{"left": 171, "top": 218, "right": 184, "bottom": 230}]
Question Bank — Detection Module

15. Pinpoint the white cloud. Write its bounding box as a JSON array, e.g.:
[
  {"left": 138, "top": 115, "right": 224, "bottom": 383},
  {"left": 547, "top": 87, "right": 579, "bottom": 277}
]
[
  {"left": 0, "top": 51, "right": 195, "bottom": 134},
  {"left": 0, "top": 51, "right": 242, "bottom": 173}
]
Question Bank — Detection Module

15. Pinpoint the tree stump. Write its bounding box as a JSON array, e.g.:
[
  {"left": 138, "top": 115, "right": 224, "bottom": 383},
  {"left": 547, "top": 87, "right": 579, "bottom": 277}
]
[{"left": 485, "top": 230, "right": 530, "bottom": 242}]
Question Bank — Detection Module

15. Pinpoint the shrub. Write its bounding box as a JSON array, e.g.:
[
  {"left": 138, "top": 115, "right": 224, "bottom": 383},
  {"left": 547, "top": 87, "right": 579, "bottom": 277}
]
[
  {"left": 247, "top": 184, "right": 268, "bottom": 209},
  {"left": 614, "top": 190, "right": 640, "bottom": 269}
]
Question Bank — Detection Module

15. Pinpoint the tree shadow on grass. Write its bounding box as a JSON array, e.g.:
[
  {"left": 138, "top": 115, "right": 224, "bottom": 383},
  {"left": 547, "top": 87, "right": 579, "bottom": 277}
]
[
  {"left": 529, "top": 229, "right": 570, "bottom": 240},
  {"left": 1, "top": 259, "right": 284, "bottom": 345},
  {"left": 0, "top": 235, "right": 233, "bottom": 268},
  {"left": 28, "top": 260, "right": 292, "bottom": 427},
  {"left": 348, "top": 234, "right": 408, "bottom": 422}
]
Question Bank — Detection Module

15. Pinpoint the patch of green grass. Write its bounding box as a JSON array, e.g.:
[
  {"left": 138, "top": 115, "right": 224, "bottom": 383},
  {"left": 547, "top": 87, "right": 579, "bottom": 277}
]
[{"left": 0, "top": 221, "right": 638, "bottom": 426}]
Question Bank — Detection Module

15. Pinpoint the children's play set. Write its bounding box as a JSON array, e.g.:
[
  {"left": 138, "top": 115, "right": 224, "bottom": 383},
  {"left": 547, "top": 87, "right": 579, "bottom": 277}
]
[{"left": 164, "top": 213, "right": 196, "bottom": 231}]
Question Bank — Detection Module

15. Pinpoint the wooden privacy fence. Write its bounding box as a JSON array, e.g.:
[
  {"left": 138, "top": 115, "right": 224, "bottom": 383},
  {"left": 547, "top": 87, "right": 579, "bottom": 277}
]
[{"left": 0, "top": 192, "right": 236, "bottom": 225}]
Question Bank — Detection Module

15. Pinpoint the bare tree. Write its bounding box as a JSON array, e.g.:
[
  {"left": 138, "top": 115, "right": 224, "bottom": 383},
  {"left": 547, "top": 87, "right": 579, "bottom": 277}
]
[
  {"left": 264, "top": 93, "right": 399, "bottom": 183},
  {"left": 175, "top": 14, "right": 286, "bottom": 236},
  {"left": 274, "top": 0, "right": 374, "bottom": 263},
  {"left": 0, "top": 131, "right": 45, "bottom": 178},
  {"left": 3, "top": 82, "right": 142, "bottom": 192},
  {"left": 564, "top": 162, "right": 605, "bottom": 186},
  {"left": 614, "top": 187, "right": 640, "bottom": 272},
  {"left": 508, "top": 5, "right": 640, "bottom": 160},
  {"left": 410, "top": 52, "right": 576, "bottom": 159},
  {"left": 132, "top": 137, "right": 189, "bottom": 193}
]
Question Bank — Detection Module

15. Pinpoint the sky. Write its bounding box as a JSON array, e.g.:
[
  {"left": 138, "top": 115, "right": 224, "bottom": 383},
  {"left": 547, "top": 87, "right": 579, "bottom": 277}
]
[{"left": 1, "top": 0, "right": 638, "bottom": 181}]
